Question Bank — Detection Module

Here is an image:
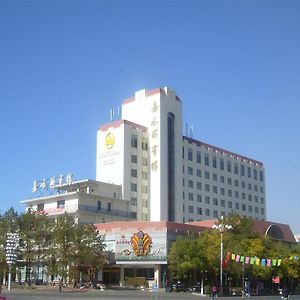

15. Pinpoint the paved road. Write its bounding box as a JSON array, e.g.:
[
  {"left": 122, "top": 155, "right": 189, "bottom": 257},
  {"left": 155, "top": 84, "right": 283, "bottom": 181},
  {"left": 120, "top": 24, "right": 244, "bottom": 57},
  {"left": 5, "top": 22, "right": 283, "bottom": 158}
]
[{"left": 2, "top": 288, "right": 300, "bottom": 300}]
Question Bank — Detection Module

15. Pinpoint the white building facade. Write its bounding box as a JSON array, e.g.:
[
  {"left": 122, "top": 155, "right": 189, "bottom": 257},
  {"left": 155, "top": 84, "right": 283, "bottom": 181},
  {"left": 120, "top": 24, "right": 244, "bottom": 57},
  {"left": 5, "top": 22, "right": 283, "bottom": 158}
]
[{"left": 96, "top": 87, "right": 266, "bottom": 223}]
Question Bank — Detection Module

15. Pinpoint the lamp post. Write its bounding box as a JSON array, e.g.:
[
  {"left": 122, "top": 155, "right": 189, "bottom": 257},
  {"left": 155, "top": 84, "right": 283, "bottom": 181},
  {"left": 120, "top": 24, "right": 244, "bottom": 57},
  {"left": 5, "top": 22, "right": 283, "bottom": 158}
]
[
  {"left": 5, "top": 232, "right": 19, "bottom": 291},
  {"left": 212, "top": 216, "right": 232, "bottom": 295}
]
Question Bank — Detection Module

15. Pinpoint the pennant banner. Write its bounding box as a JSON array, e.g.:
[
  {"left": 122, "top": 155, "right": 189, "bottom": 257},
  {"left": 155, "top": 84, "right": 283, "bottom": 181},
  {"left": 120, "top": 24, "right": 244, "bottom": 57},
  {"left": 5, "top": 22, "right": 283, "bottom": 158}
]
[{"left": 224, "top": 252, "right": 298, "bottom": 268}]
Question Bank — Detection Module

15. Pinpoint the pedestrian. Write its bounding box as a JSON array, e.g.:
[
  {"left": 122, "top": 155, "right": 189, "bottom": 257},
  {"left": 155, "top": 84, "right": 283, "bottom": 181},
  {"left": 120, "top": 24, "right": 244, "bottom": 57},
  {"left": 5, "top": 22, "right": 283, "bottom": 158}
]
[
  {"left": 58, "top": 279, "right": 63, "bottom": 293},
  {"left": 211, "top": 285, "right": 217, "bottom": 300},
  {"left": 72, "top": 278, "right": 76, "bottom": 291}
]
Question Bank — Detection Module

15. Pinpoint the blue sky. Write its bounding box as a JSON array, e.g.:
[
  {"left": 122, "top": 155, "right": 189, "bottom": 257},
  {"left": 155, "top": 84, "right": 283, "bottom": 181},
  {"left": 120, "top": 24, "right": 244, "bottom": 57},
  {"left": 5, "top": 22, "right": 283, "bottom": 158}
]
[{"left": 0, "top": 1, "right": 299, "bottom": 233}]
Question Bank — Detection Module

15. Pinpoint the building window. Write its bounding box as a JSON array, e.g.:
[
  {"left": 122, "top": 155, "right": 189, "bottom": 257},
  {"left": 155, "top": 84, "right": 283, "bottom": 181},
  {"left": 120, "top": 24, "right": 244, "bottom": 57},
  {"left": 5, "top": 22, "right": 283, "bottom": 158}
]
[
  {"left": 142, "top": 172, "right": 148, "bottom": 180},
  {"left": 235, "top": 202, "right": 240, "bottom": 210},
  {"left": 142, "top": 157, "right": 148, "bottom": 166},
  {"left": 241, "top": 181, "right": 246, "bottom": 188},
  {"left": 260, "top": 186, "right": 264, "bottom": 193},
  {"left": 248, "top": 183, "right": 252, "bottom": 190},
  {"left": 37, "top": 203, "right": 44, "bottom": 211},
  {"left": 254, "top": 184, "right": 258, "bottom": 192},
  {"left": 197, "top": 207, "right": 202, "bottom": 215},
  {"left": 247, "top": 167, "right": 251, "bottom": 178},
  {"left": 253, "top": 169, "right": 258, "bottom": 180},
  {"left": 228, "top": 189, "right": 232, "bottom": 197},
  {"left": 205, "top": 208, "right": 210, "bottom": 216},
  {"left": 227, "top": 161, "right": 232, "bottom": 172},
  {"left": 205, "top": 196, "right": 210, "bottom": 204},
  {"left": 220, "top": 187, "right": 225, "bottom": 195},
  {"left": 188, "top": 193, "right": 194, "bottom": 201},
  {"left": 242, "top": 204, "right": 246, "bottom": 211},
  {"left": 220, "top": 158, "right": 224, "bottom": 170},
  {"left": 213, "top": 198, "right": 218, "bottom": 206},
  {"left": 197, "top": 182, "right": 202, "bottom": 190},
  {"left": 131, "top": 183, "right": 137, "bottom": 192},
  {"left": 248, "top": 205, "right": 253, "bottom": 212},
  {"left": 196, "top": 169, "right": 201, "bottom": 177},
  {"left": 131, "top": 169, "right": 137, "bottom": 178},
  {"left": 142, "top": 185, "right": 148, "bottom": 194},
  {"left": 196, "top": 151, "right": 201, "bottom": 163},
  {"left": 205, "top": 184, "right": 210, "bottom": 192},
  {"left": 240, "top": 165, "right": 245, "bottom": 176},
  {"left": 188, "top": 167, "right": 193, "bottom": 175},
  {"left": 142, "top": 138, "right": 148, "bottom": 151},
  {"left": 204, "top": 154, "right": 209, "bottom": 166},
  {"left": 97, "top": 201, "right": 101, "bottom": 210},
  {"left": 255, "top": 207, "right": 259, "bottom": 213},
  {"left": 254, "top": 196, "right": 258, "bottom": 202},
  {"left": 228, "top": 201, "right": 232, "bottom": 208},
  {"left": 130, "top": 212, "right": 137, "bottom": 218},
  {"left": 235, "top": 191, "right": 239, "bottom": 198},
  {"left": 188, "top": 148, "right": 193, "bottom": 161},
  {"left": 213, "top": 156, "right": 217, "bottom": 168},
  {"left": 131, "top": 155, "right": 137, "bottom": 164},
  {"left": 188, "top": 205, "right": 194, "bottom": 214},
  {"left": 234, "top": 179, "right": 239, "bottom": 187},
  {"left": 130, "top": 197, "right": 137, "bottom": 206},
  {"left": 131, "top": 134, "right": 138, "bottom": 148},
  {"left": 188, "top": 180, "right": 193, "bottom": 188},
  {"left": 107, "top": 202, "right": 112, "bottom": 212},
  {"left": 260, "top": 207, "right": 265, "bottom": 215},
  {"left": 182, "top": 179, "right": 185, "bottom": 186},
  {"left": 220, "top": 176, "right": 225, "bottom": 183},
  {"left": 183, "top": 192, "right": 185, "bottom": 199},
  {"left": 234, "top": 163, "right": 238, "bottom": 174},
  {"left": 227, "top": 178, "right": 232, "bottom": 185},
  {"left": 57, "top": 200, "right": 65, "bottom": 208},
  {"left": 182, "top": 147, "right": 184, "bottom": 159},
  {"left": 213, "top": 210, "right": 218, "bottom": 218},
  {"left": 213, "top": 186, "right": 218, "bottom": 194},
  {"left": 197, "top": 194, "right": 202, "bottom": 202},
  {"left": 242, "top": 193, "right": 246, "bottom": 200},
  {"left": 205, "top": 171, "right": 210, "bottom": 180},
  {"left": 213, "top": 173, "right": 217, "bottom": 181},
  {"left": 260, "top": 197, "right": 264, "bottom": 204},
  {"left": 221, "top": 199, "right": 225, "bottom": 207}
]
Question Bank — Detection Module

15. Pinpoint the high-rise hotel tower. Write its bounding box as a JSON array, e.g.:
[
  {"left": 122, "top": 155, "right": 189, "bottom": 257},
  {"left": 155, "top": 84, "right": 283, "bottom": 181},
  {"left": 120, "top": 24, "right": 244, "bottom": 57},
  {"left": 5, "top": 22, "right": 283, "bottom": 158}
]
[{"left": 96, "top": 87, "right": 266, "bottom": 223}]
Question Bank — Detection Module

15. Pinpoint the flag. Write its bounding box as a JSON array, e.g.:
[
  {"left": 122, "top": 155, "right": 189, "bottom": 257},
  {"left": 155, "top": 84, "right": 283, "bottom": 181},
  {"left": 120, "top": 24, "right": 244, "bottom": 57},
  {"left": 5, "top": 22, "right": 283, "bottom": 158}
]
[
  {"left": 256, "top": 258, "right": 260, "bottom": 265},
  {"left": 250, "top": 257, "right": 255, "bottom": 264},
  {"left": 277, "top": 259, "right": 282, "bottom": 266},
  {"left": 236, "top": 255, "right": 240, "bottom": 262},
  {"left": 267, "top": 259, "right": 271, "bottom": 267},
  {"left": 231, "top": 253, "right": 236, "bottom": 260},
  {"left": 240, "top": 256, "right": 245, "bottom": 263},
  {"left": 245, "top": 256, "right": 250, "bottom": 264},
  {"left": 261, "top": 259, "right": 266, "bottom": 266},
  {"left": 272, "top": 259, "right": 277, "bottom": 266}
]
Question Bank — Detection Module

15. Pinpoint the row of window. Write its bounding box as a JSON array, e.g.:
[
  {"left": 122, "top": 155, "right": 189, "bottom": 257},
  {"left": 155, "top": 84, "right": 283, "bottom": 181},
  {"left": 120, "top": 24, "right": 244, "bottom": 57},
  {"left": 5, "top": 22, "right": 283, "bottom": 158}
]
[
  {"left": 131, "top": 183, "right": 149, "bottom": 194},
  {"left": 131, "top": 169, "right": 148, "bottom": 180},
  {"left": 184, "top": 167, "right": 264, "bottom": 192},
  {"left": 183, "top": 204, "right": 265, "bottom": 217},
  {"left": 184, "top": 193, "right": 265, "bottom": 205},
  {"left": 131, "top": 134, "right": 148, "bottom": 151},
  {"left": 131, "top": 155, "right": 148, "bottom": 166},
  {"left": 183, "top": 147, "right": 264, "bottom": 181}
]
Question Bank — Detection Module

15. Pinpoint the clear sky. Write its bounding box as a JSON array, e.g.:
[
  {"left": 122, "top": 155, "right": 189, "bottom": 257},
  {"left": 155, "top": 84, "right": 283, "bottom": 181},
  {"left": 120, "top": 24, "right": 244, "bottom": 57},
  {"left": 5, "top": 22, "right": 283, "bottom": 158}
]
[{"left": 0, "top": 1, "right": 299, "bottom": 234}]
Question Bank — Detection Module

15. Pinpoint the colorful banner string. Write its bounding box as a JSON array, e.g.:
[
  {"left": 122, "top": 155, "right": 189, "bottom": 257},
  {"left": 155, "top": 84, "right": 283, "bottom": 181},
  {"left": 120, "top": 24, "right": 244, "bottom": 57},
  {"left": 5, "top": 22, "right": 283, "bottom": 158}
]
[{"left": 224, "top": 252, "right": 299, "bottom": 268}]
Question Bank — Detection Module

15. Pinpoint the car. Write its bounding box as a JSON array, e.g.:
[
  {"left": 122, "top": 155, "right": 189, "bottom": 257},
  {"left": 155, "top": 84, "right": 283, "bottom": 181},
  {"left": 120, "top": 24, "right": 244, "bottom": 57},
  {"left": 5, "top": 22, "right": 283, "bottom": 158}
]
[
  {"left": 170, "top": 282, "right": 188, "bottom": 292},
  {"left": 189, "top": 282, "right": 201, "bottom": 293}
]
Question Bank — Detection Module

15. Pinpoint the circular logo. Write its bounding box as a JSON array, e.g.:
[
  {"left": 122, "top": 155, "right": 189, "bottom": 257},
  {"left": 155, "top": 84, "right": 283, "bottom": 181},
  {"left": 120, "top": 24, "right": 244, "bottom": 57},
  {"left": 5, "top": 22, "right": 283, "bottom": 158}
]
[{"left": 105, "top": 133, "right": 115, "bottom": 149}]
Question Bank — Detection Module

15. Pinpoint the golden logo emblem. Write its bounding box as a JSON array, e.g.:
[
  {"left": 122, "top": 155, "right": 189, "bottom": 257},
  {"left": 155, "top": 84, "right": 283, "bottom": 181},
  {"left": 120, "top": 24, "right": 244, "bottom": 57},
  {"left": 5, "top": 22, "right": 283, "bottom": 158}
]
[
  {"left": 131, "top": 231, "right": 152, "bottom": 256},
  {"left": 105, "top": 133, "right": 115, "bottom": 149}
]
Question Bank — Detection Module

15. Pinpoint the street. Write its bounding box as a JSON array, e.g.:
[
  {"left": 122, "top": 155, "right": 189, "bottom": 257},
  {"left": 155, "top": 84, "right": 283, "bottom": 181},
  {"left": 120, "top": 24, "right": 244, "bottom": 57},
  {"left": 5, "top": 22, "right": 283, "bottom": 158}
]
[{"left": 1, "top": 287, "right": 300, "bottom": 300}]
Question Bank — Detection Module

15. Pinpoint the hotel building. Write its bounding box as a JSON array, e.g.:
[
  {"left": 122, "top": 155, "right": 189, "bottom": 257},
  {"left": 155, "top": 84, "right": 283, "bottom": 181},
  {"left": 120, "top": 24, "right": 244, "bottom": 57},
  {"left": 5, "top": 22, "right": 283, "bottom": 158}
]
[{"left": 96, "top": 87, "right": 266, "bottom": 223}]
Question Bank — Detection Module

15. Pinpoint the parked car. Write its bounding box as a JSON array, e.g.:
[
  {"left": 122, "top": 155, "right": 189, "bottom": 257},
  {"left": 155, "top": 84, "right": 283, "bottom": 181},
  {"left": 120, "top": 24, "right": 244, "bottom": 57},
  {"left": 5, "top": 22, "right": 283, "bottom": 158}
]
[
  {"left": 170, "top": 282, "right": 188, "bottom": 292},
  {"left": 189, "top": 282, "right": 201, "bottom": 293}
]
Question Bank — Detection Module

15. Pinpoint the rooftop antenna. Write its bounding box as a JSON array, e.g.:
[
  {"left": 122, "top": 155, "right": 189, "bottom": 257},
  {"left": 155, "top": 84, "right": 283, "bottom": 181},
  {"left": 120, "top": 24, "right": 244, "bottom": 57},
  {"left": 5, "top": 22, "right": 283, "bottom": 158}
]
[
  {"left": 110, "top": 108, "right": 115, "bottom": 121},
  {"left": 190, "top": 126, "right": 194, "bottom": 139}
]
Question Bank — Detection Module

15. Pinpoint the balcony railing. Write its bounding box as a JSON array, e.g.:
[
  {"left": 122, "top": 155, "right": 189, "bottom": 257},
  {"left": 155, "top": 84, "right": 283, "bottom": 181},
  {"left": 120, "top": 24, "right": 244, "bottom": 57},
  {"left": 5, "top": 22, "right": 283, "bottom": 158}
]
[{"left": 78, "top": 204, "right": 131, "bottom": 218}]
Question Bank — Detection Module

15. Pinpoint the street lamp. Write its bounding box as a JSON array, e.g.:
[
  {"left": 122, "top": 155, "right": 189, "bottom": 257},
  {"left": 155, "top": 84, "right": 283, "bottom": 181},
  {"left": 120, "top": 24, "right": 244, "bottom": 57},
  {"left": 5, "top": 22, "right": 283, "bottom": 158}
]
[
  {"left": 5, "top": 232, "right": 19, "bottom": 291},
  {"left": 212, "top": 215, "right": 232, "bottom": 295}
]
